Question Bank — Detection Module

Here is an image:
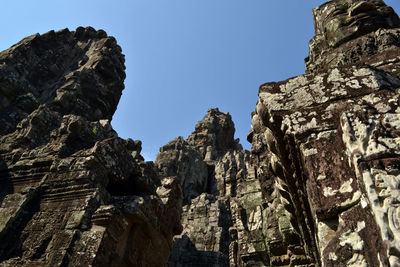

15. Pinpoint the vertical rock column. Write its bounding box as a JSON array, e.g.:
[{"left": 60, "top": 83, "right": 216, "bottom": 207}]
[
  {"left": 157, "top": 109, "right": 270, "bottom": 266},
  {"left": 249, "top": 1, "right": 400, "bottom": 265}
]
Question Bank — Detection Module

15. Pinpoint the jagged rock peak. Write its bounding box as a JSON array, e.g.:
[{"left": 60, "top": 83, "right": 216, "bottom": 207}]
[
  {"left": 306, "top": 0, "right": 400, "bottom": 73},
  {"left": 156, "top": 108, "right": 256, "bottom": 266},
  {"left": 156, "top": 136, "right": 208, "bottom": 205},
  {"left": 0, "top": 27, "right": 182, "bottom": 266},
  {"left": 0, "top": 26, "right": 126, "bottom": 136},
  {"left": 156, "top": 108, "right": 246, "bottom": 205},
  {"left": 186, "top": 108, "right": 242, "bottom": 153}
]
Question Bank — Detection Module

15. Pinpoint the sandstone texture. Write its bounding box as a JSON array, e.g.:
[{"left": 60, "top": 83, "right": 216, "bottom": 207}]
[
  {"left": 3, "top": 1, "right": 400, "bottom": 266},
  {"left": 0, "top": 27, "right": 182, "bottom": 266},
  {"left": 157, "top": 109, "right": 272, "bottom": 267},
  {"left": 155, "top": 2, "right": 400, "bottom": 266},
  {"left": 249, "top": 0, "right": 400, "bottom": 266}
]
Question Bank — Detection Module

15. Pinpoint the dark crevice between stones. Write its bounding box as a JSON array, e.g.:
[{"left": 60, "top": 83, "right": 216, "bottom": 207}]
[
  {"left": 0, "top": 157, "right": 13, "bottom": 206},
  {"left": 30, "top": 235, "right": 52, "bottom": 260},
  {"left": 106, "top": 175, "right": 138, "bottom": 196},
  {"left": 169, "top": 234, "right": 229, "bottom": 267},
  {"left": 61, "top": 231, "right": 82, "bottom": 267},
  {"left": 0, "top": 188, "right": 40, "bottom": 261},
  {"left": 288, "top": 133, "right": 320, "bottom": 265},
  {"left": 206, "top": 163, "right": 218, "bottom": 195},
  {"left": 217, "top": 200, "right": 233, "bottom": 258},
  {"left": 239, "top": 207, "right": 248, "bottom": 232},
  {"left": 60, "top": 230, "right": 82, "bottom": 267},
  {"left": 269, "top": 114, "right": 320, "bottom": 265},
  {"left": 106, "top": 171, "right": 155, "bottom": 197}
]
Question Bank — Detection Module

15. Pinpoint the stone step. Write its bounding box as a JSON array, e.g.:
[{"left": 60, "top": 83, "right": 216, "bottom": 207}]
[{"left": 41, "top": 187, "right": 95, "bottom": 202}]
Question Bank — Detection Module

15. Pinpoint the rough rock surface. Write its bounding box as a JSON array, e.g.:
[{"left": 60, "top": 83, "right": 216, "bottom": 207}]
[
  {"left": 0, "top": 27, "right": 182, "bottom": 266},
  {"left": 306, "top": 0, "right": 400, "bottom": 74},
  {"left": 3, "top": 1, "right": 400, "bottom": 266},
  {"left": 249, "top": 0, "right": 400, "bottom": 266},
  {"left": 157, "top": 109, "right": 271, "bottom": 267},
  {"left": 156, "top": 109, "right": 238, "bottom": 267}
]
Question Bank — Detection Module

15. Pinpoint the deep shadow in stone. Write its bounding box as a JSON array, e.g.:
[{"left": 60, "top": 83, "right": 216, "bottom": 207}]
[
  {"left": 0, "top": 156, "right": 13, "bottom": 206},
  {"left": 169, "top": 234, "right": 229, "bottom": 267},
  {"left": 206, "top": 164, "right": 218, "bottom": 195},
  {"left": 0, "top": 187, "right": 40, "bottom": 261}
]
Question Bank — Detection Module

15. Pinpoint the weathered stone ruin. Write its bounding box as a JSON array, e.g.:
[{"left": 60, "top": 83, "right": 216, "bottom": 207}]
[
  {"left": 0, "top": 27, "right": 182, "bottom": 266},
  {"left": 156, "top": 108, "right": 262, "bottom": 266},
  {"left": 164, "top": 0, "right": 400, "bottom": 266},
  {"left": 249, "top": 0, "right": 400, "bottom": 266},
  {"left": 1, "top": 0, "right": 400, "bottom": 266}
]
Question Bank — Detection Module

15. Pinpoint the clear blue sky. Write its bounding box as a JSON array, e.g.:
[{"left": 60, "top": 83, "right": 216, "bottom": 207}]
[{"left": 1, "top": 1, "right": 399, "bottom": 160}]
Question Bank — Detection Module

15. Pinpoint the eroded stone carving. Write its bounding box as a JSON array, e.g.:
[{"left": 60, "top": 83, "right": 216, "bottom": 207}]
[
  {"left": 0, "top": 27, "right": 182, "bottom": 266},
  {"left": 306, "top": 0, "right": 400, "bottom": 73},
  {"left": 2, "top": 0, "right": 400, "bottom": 266},
  {"left": 157, "top": 109, "right": 271, "bottom": 266},
  {"left": 249, "top": 0, "right": 400, "bottom": 266}
]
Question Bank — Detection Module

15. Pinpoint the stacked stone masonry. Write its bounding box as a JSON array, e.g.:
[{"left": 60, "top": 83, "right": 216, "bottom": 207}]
[
  {"left": 249, "top": 0, "right": 400, "bottom": 266},
  {"left": 2, "top": 0, "right": 400, "bottom": 266},
  {"left": 161, "top": 0, "right": 400, "bottom": 266},
  {"left": 0, "top": 27, "right": 182, "bottom": 266},
  {"left": 157, "top": 108, "right": 270, "bottom": 267}
]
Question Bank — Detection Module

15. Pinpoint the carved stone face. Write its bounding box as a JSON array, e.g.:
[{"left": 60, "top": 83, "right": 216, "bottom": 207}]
[{"left": 314, "top": 0, "right": 400, "bottom": 47}]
